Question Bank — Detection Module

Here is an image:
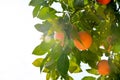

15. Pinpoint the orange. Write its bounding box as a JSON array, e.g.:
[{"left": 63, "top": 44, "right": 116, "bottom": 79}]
[
  {"left": 97, "top": 60, "right": 110, "bottom": 75},
  {"left": 54, "top": 32, "right": 64, "bottom": 46},
  {"left": 73, "top": 31, "right": 92, "bottom": 50},
  {"left": 97, "top": 0, "right": 111, "bottom": 5}
]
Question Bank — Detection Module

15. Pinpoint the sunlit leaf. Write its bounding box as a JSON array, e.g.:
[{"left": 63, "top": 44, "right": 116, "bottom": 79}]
[
  {"left": 51, "top": 70, "right": 59, "bottom": 80},
  {"left": 82, "top": 76, "right": 96, "bottom": 80},
  {"left": 37, "top": 7, "right": 57, "bottom": 20},
  {"left": 43, "top": 68, "right": 49, "bottom": 73},
  {"left": 69, "top": 60, "right": 82, "bottom": 73},
  {"left": 86, "top": 68, "right": 99, "bottom": 75},
  {"left": 32, "top": 58, "right": 43, "bottom": 67},
  {"left": 33, "top": 5, "right": 40, "bottom": 17},
  {"left": 66, "top": 75, "right": 74, "bottom": 80},
  {"left": 32, "top": 40, "right": 55, "bottom": 55},
  {"left": 68, "top": 0, "right": 74, "bottom": 9},
  {"left": 46, "top": 73, "right": 50, "bottom": 80}
]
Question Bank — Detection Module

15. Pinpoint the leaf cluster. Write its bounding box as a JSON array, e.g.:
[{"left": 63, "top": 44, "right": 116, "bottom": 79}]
[{"left": 29, "top": 0, "right": 120, "bottom": 80}]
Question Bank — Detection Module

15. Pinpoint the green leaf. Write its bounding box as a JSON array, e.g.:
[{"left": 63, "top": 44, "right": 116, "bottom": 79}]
[
  {"left": 82, "top": 76, "right": 96, "bottom": 80},
  {"left": 46, "top": 73, "right": 50, "bottom": 80},
  {"left": 69, "top": 60, "right": 82, "bottom": 73},
  {"left": 96, "top": 5, "right": 107, "bottom": 20},
  {"left": 66, "top": 75, "right": 74, "bottom": 80},
  {"left": 29, "top": 0, "right": 44, "bottom": 6},
  {"left": 97, "top": 76, "right": 106, "bottom": 80},
  {"left": 40, "top": 54, "right": 50, "bottom": 72},
  {"left": 32, "top": 58, "right": 43, "bottom": 67},
  {"left": 51, "top": 70, "right": 59, "bottom": 80},
  {"left": 45, "top": 59, "right": 56, "bottom": 70},
  {"left": 74, "top": 0, "right": 84, "bottom": 9},
  {"left": 35, "top": 21, "right": 52, "bottom": 33},
  {"left": 37, "top": 7, "right": 57, "bottom": 20},
  {"left": 68, "top": 0, "right": 74, "bottom": 9},
  {"left": 86, "top": 68, "right": 99, "bottom": 75},
  {"left": 68, "top": 76, "right": 74, "bottom": 80},
  {"left": 57, "top": 53, "right": 69, "bottom": 78},
  {"left": 32, "top": 40, "right": 55, "bottom": 55},
  {"left": 43, "top": 68, "right": 49, "bottom": 73},
  {"left": 33, "top": 6, "right": 40, "bottom": 18}
]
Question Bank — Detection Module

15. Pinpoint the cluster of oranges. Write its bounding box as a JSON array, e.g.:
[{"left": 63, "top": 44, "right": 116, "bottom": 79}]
[
  {"left": 54, "top": 0, "right": 111, "bottom": 76},
  {"left": 54, "top": 31, "right": 92, "bottom": 50},
  {"left": 54, "top": 31, "right": 110, "bottom": 75}
]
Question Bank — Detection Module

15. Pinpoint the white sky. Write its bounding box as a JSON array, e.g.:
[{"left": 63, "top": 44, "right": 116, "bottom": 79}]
[{"left": 0, "top": 0, "right": 99, "bottom": 80}]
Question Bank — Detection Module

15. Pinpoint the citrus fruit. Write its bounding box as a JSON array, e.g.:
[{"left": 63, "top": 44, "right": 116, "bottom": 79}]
[
  {"left": 97, "top": 0, "right": 111, "bottom": 5},
  {"left": 73, "top": 31, "right": 92, "bottom": 50},
  {"left": 54, "top": 32, "right": 64, "bottom": 46},
  {"left": 97, "top": 60, "right": 110, "bottom": 75}
]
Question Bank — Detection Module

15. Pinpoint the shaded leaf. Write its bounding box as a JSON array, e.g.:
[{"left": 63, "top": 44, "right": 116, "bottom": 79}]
[
  {"left": 29, "top": 0, "right": 44, "bottom": 6},
  {"left": 35, "top": 21, "right": 52, "bottom": 33},
  {"left": 45, "top": 59, "right": 56, "bottom": 70},
  {"left": 57, "top": 53, "right": 69, "bottom": 78},
  {"left": 74, "top": 0, "right": 84, "bottom": 9},
  {"left": 40, "top": 54, "right": 50, "bottom": 72}
]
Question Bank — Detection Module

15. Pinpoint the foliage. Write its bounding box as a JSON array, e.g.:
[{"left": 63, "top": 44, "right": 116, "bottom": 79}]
[{"left": 29, "top": 0, "right": 120, "bottom": 80}]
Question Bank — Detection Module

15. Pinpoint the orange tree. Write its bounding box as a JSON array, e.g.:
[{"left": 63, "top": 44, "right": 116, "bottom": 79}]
[{"left": 29, "top": 0, "right": 120, "bottom": 80}]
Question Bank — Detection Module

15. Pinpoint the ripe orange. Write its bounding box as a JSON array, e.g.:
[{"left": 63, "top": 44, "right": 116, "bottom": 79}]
[
  {"left": 97, "top": 60, "right": 110, "bottom": 75},
  {"left": 54, "top": 32, "right": 64, "bottom": 46},
  {"left": 73, "top": 31, "right": 92, "bottom": 50},
  {"left": 97, "top": 0, "right": 111, "bottom": 5}
]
